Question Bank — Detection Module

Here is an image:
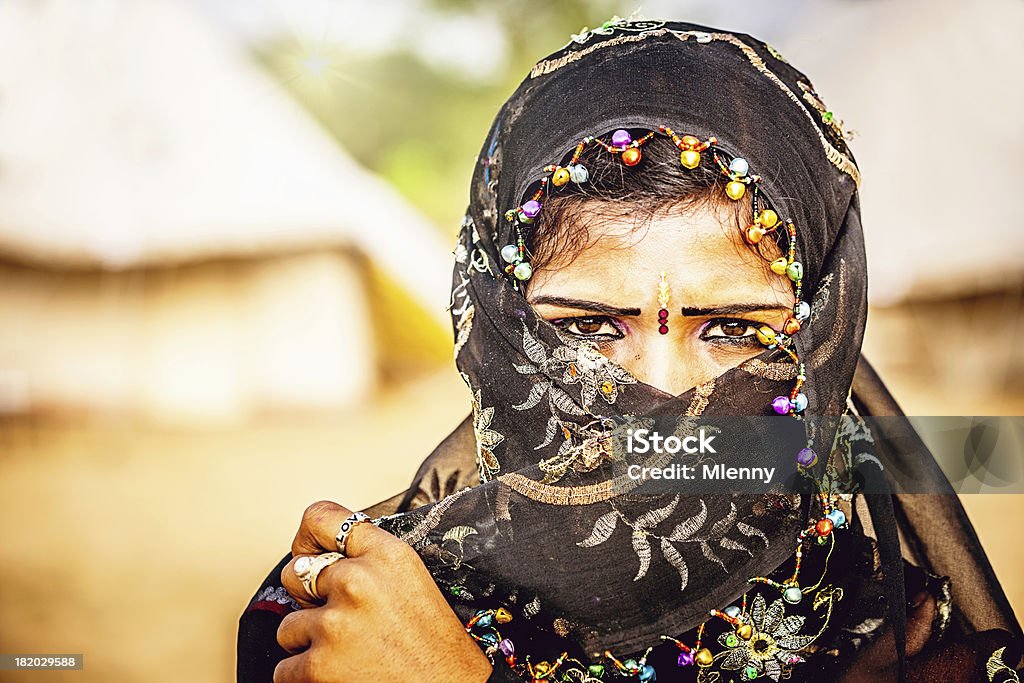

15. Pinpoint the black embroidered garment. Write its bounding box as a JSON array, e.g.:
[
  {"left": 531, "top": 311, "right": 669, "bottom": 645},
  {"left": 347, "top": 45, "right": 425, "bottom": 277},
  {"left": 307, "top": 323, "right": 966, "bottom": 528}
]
[{"left": 237, "top": 20, "right": 1021, "bottom": 683}]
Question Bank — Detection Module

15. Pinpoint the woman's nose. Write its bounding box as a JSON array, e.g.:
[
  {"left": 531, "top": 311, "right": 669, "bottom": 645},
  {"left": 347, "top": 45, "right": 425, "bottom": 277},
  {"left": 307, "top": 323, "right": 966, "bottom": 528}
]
[{"left": 631, "top": 338, "right": 707, "bottom": 396}]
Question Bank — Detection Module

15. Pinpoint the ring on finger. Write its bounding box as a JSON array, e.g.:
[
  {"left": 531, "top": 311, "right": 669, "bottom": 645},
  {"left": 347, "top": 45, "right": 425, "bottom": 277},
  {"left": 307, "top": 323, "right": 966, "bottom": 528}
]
[
  {"left": 293, "top": 552, "right": 343, "bottom": 601},
  {"left": 335, "top": 511, "right": 371, "bottom": 557}
]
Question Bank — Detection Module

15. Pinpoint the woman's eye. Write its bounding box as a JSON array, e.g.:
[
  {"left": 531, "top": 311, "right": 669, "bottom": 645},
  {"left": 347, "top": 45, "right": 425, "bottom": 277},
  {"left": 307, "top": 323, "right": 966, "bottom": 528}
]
[
  {"left": 702, "top": 319, "right": 759, "bottom": 343},
  {"left": 552, "top": 316, "right": 623, "bottom": 339}
]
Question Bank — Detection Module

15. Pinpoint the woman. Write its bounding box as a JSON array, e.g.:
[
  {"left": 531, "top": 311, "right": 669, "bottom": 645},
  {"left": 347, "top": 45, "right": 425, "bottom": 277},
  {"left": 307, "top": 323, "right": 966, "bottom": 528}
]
[{"left": 238, "top": 20, "right": 1022, "bottom": 683}]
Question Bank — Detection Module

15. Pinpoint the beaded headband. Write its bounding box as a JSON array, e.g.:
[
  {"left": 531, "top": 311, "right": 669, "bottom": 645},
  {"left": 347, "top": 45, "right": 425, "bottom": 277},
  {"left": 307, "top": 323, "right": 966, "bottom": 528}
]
[{"left": 500, "top": 126, "right": 813, "bottom": 423}]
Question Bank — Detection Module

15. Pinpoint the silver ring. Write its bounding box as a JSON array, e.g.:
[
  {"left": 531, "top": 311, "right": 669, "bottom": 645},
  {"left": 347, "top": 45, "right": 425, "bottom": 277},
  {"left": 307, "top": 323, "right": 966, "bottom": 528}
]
[
  {"left": 293, "top": 552, "right": 343, "bottom": 601},
  {"left": 335, "top": 511, "right": 371, "bottom": 557}
]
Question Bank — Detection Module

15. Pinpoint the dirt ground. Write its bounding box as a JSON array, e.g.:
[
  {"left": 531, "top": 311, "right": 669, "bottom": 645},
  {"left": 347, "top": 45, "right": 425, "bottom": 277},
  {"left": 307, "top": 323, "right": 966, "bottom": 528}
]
[{"left": 0, "top": 367, "right": 1021, "bottom": 683}]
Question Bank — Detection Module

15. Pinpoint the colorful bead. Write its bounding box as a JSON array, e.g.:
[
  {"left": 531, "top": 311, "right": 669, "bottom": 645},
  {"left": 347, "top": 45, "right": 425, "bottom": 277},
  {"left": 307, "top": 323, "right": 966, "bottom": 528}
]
[
  {"left": 772, "top": 396, "right": 792, "bottom": 414},
  {"left": 521, "top": 200, "right": 541, "bottom": 219},
  {"left": 477, "top": 613, "right": 493, "bottom": 627},
  {"left": 568, "top": 164, "right": 589, "bottom": 183},
  {"left": 745, "top": 226, "right": 766, "bottom": 244},
  {"left": 499, "top": 639, "right": 515, "bottom": 656},
  {"left": 680, "top": 149, "right": 701, "bottom": 169},
  {"left": 783, "top": 318, "right": 801, "bottom": 335},
  {"left": 795, "top": 301, "right": 811, "bottom": 320},
  {"left": 783, "top": 586, "right": 803, "bottom": 604},
  {"left": 729, "top": 157, "right": 750, "bottom": 176},
  {"left": 744, "top": 665, "right": 759, "bottom": 679},
  {"left": 786, "top": 261, "right": 804, "bottom": 281},
  {"left": 725, "top": 633, "right": 739, "bottom": 647},
  {"left": 480, "top": 632, "right": 498, "bottom": 645},
  {"left": 639, "top": 664, "right": 657, "bottom": 681},
  {"left": 815, "top": 518, "right": 834, "bottom": 536},
  {"left": 513, "top": 262, "right": 533, "bottom": 281},
  {"left": 726, "top": 180, "right": 746, "bottom": 200},
  {"left": 495, "top": 608, "right": 512, "bottom": 624},
  {"left": 622, "top": 147, "right": 642, "bottom": 166},
  {"left": 757, "top": 209, "right": 779, "bottom": 228},
  {"left": 770, "top": 258, "right": 789, "bottom": 275},
  {"left": 612, "top": 129, "right": 632, "bottom": 148},
  {"left": 797, "top": 447, "right": 818, "bottom": 467},
  {"left": 755, "top": 326, "right": 776, "bottom": 345},
  {"left": 723, "top": 605, "right": 742, "bottom": 618},
  {"left": 677, "top": 651, "right": 695, "bottom": 667},
  {"left": 736, "top": 624, "right": 754, "bottom": 640},
  {"left": 827, "top": 509, "right": 847, "bottom": 528},
  {"left": 500, "top": 244, "right": 520, "bottom": 264},
  {"left": 792, "top": 393, "right": 808, "bottom": 413},
  {"left": 681, "top": 135, "right": 700, "bottom": 148},
  {"left": 588, "top": 664, "right": 606, "bottom": 678},
  {"left": 552, "top": 166, "right": 571, "bottom": 187},
  {"left": 695, "top": 648, "right": 714, "bottom": 667},
  {"left": 623, "top": 659, "right": 638, "bottom": 672}
]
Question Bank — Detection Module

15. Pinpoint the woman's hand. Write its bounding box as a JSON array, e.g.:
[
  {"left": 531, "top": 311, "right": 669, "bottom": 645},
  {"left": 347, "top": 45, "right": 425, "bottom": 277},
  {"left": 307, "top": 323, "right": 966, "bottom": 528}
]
[{"left": 274, "top": 501, "right": 493, "bottom": 683}]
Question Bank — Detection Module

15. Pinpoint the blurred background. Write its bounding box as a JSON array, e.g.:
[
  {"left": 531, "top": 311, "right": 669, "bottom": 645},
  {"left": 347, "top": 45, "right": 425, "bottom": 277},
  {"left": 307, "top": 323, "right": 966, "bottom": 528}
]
[{"left": 0, "top": 0, "right": 1022, "bottom": 681}]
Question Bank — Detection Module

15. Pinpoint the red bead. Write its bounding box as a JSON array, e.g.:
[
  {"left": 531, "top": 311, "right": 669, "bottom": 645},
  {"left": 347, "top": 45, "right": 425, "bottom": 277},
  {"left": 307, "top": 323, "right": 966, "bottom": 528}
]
[
  {"left": 659, "top": 325, "right": 669, "bottom": 335},
  {"left": 815, "top": 518, "right": 834, "bottom": 536}
]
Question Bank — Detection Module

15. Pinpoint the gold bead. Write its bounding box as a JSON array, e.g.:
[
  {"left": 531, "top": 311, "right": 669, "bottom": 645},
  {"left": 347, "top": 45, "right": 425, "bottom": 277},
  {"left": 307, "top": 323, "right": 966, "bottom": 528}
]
[
  {"left": 695, "top": 648, "right": 714, "bottom": 667},
  {"left": 758, "top": 209, "right": 779, "bottom": 228},
  {"left": 681, "top": 135, "right": 700, "bottom": 149},
  {"left": 552, "top": 167, "right": 571, "bottom": 187},
  {"left": 783, "top": 318, "right": 801, "bottom": 335},
  {"left": 601, "top": 381, "right": 615, "bottom": 395},
  {"left": 679, "top": 149, "right": 701, "bottom": 169},
  {"left": 726, "top": 181, "right": 746, "bottom": 200},
  {"left": 755, "top": 326, "right": 776, "bottom": 345},
  {"left": 495, "top": 608, "right": 512, "bottom": 624},
  {"left": 745, "top": 226, "right": 765, "bottom": 244},
  {"left": 533, "top": 662, "right": 551, "bottom": 676},
  {"left": 737, "top": 624, "right": 754, "bottom": 640},
  {"left": 770, "top": 257, "right": 789, "bottom": 275},
  {"left": 622, "top": 147, "right": 642, "bottom": 166}
]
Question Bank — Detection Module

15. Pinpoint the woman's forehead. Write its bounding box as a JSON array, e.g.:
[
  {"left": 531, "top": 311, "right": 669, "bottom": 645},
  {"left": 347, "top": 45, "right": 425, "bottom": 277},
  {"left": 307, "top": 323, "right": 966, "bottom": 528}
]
[{"left": 528, "top": 203, "right": 791, "bottom": 307}]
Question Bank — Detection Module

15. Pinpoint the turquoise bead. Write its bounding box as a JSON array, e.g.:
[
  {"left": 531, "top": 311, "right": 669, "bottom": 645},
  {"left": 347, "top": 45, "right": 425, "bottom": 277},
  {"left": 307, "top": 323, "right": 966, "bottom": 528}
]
[
  {"left": 784, "top": 586, "right": 803, "bottom": 604},
  {"left": 792, "top": 393, "right": 808, "bottom": 413},
  {"left": 745, "top": 665, "right": 759, "bottom": 679},
  {"left": 827, "top": 509, "right": 847, "bottom": 528},
  {"left": 477, "top": 613, "right": 492, "bottom": 627},
  {"left": 500, "top": 244, "right": 520, "bottom": 264},
  {"left": 640, "top": 664, "right": 657, "bottom": 681},
  {"left": 569, "top": 164, "right": 589, "bottom": 183},
  {"left": 724, "top": 605, "right": 741, "bottom": 618}
]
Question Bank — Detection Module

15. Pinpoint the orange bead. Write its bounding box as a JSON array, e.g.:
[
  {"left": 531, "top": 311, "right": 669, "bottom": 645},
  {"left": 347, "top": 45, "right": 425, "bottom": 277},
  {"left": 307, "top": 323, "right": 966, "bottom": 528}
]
[
  {"left": 681, "top": 135, "right": 700, "bottom": 149},
  {"left": 621, "top": 147, "right": 642, "bottom": 166},
  {"left": 815, "top": 518, "right": 834, "bottom": 536},
  {"left": 745, "top": 226, "right": 765, "bottom": 244},
  {"left": 783, "top": 318, "right": 801, "bottom": 335}
]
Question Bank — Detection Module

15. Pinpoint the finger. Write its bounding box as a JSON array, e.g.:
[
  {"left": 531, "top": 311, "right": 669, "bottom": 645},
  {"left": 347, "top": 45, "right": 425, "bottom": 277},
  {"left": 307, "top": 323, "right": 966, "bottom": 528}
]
[
  {"left": 293, "top": 500, "right": 394, "bottom": 560},
  {"left": 273, "top": 652, "right": 311, "bottom": 683},
  {"left": 276, "top": 608, "right": 316, "bottom": 655},
  {"left": 292, "top": 500, "right": 352, "bottom": 557}
]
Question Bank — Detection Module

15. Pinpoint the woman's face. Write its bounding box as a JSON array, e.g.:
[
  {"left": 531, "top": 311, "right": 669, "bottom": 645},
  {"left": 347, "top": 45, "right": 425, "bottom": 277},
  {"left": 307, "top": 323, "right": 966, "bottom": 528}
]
[{"left": 528, "top": 201, "right": 794, "bottom": 396}]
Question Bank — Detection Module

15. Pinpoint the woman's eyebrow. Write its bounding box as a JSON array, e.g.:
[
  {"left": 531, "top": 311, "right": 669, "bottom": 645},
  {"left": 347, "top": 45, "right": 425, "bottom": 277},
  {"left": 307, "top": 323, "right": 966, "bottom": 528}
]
[
  {"left": 528, "top": 295, "right": 641, "bottom": 316},
  {"left": 681, "top": 303, "right": 791, "bottom": 316}
]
